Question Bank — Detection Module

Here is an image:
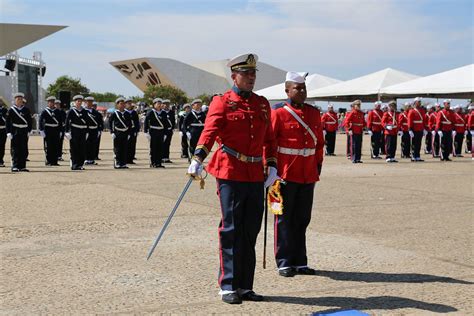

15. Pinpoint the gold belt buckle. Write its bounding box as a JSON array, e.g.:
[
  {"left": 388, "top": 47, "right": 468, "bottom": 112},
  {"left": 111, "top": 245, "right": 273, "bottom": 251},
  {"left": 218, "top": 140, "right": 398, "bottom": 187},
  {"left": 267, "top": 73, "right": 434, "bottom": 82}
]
[{"left": 238, "top": 153, "right": 248, "bottom": 162}]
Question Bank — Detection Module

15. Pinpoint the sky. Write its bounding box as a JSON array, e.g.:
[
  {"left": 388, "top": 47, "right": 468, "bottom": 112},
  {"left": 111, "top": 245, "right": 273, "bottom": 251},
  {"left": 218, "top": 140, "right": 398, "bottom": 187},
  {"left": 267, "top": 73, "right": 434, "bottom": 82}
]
[{"left": 1, "top": 0, "right": 473, "bottom": 98}]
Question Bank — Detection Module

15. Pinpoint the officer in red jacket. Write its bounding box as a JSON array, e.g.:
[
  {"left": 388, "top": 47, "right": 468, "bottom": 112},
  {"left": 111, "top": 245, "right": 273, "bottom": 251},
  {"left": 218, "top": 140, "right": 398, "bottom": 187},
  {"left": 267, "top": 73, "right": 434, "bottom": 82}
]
[
  {"left": 398, "top": 103, "right": 411, "bottom": 158},
  {"left": 467, "top": 105, "right": 474, "bottom": 155},
  {"left": 408, "top": 97, "right": 428, "bottom": 162},
  {"left": 436, "top": 100, "right": 455, "bottom": 161},
  {"left": 381, "top": 101, "right": 399, "bottom": 163},
  {"left": 344, "top": 100, "right": 365, "bottom": 163},
  {"left": 367, "top": 101, "right": 384, "bottom": 159},
  {"left": 424, "top": 105, "right": 435, "bottom": 154},
  {"left": 430, "top": 103, "right": 441, "bottom": 157},
  {"left": 188, "top": 53, "right": 277, "bottom": 304},
  {"left": 270, "top": 72, "right": 324, "bottom": 278},
  {"left": 321, "top": 104, "right": 338, "bottom": 156},
  {"left": 452, "top": 105, "right": 467, "bottom": 157}
]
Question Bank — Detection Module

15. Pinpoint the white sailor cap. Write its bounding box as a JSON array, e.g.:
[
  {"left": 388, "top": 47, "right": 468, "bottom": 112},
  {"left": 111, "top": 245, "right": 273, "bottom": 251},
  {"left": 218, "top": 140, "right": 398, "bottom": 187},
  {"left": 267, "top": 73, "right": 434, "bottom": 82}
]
[
  {"left": 162, "top": 99, "right": 170, "bottom": 104},
  {"left": 115, "top": 97, "right": 125, "bottom": 104},
  {"left": 381, "top": 103, "right": 389, "bottom": 109},
  {"left": 153, "top": 98, "right": 163, "bottom": 104},
  {"left": 227, "top": 53, "right": 258, "bottom": 71},
  {"left": 202, "top": 105, "right": 208, "bottom": 111},
  {"left": 404, "top": 102, "right": 411, "bottom": 106},
  {"left": 374, "top": 101, "right": 382, "bottom": 106},
  {"left": 191, "top": 98, "right": 203, "bottom": 105},
  {"left": 285, "top": 71, "right": 308, "bottom": 83},
  {"left": 125, "top": 98, "right": 132, "bottom": 103},
  {"left": 13, "top": 92, "right": 25, "bottom": 99},
  {"left": 183, "top": 103, "right": 191, "bottom": 109},
  {"left": 426, "top": 104, "right": 433, "bottom": 109},
  {"left": 468, "top": 105, "right": 474, "bottom": 110},
  {"left": 388, "top": 100, "right": 397, "bottom": 107},
  {"left": 351, "top": 99, "right": 362, "bottom": 106},
  {"left": 327, "top": 103, "right": 334, "bottom": 108},
  {"left": 73, "top": 95, "right": 84, "bottom": 101},
  {"left": 54, "top": 99, "right": 61, "bottom": 104},
  {"left": 85, "top": 96, "right": 94, "bottom": 101},
  {"left": 453, "top": 104, "right": 461, "bottom": 109},
  {"left": 414, "top": 97, "right": 423, "bottom": 102},
  {"left": 46, "top": 96, "right": 56, "bottom": 102},
  {"left": 443, "top": 99, "right": 451, "bottom": 103}
]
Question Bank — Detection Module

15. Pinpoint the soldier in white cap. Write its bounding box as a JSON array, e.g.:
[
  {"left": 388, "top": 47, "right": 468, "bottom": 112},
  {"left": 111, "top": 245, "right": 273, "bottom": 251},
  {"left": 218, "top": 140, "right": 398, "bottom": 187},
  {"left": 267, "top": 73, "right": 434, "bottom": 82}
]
[
  {"left": 366, "top": 101, "right": 384, "bottom": 159},
  {"left": 144, "top": 98, "right": 168, "bottom": 168},
  {"left": 161, "top": 99, "right": 175, "bottom": 163},
  {"left": 91, "top": 101, "right": 104, "bottom": 161},
  {"left": 125, "top": 98, "right": 140, "bottom": 164},
  {"left": 466, "top": 104, "right": 474, "bottom": 154},
  {"left": 65, "top": 95, "right": 90, "bottom": 170},
  {"left": 109, "top": 97, "right": 132, "bottom": 168},
  {"left": 39, "top": 96, "right": 61, "bottom": 165},
  {"left": 0, "top": 97, "right": 7, "bottom": 167},
  {"left": 183, "top": 98, "right": 206, "bottom": 159},
  {"left": 6, "top": 92, "right": 32, "bottom": 172},
  {"left": 178, "top": 103, "right": 191, "bottom": 159},
  {"left": 83, "top": 96, "right": 101, "bottom": 165},
  {"left": 54, "top": 99, "right": 67, "bottom": 161}
]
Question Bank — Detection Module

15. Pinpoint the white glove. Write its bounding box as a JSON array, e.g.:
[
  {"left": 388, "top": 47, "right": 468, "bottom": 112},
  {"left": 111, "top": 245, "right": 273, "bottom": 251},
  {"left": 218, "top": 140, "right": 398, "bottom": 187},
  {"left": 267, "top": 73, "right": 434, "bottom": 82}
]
[
  {"left": 397, "top": 131, "right": 403, "bottom": 137},
  {"left": 464, "top": 130, "right": 468, "bottom": 136},
  {"left": 438, "top": 131, "right": 443, "bottom": 138},
  {"left": 348, "top": 130, "right": 353, "bottom": 136},
  {"left": 111, "top": 133, "right": 116, "bottom": 140},
  {"left": 186, "top": 132, "right": 191, "bottom": 140},
  {"left": 28, "top": 131, "right": 33, "bottom": 136},
  {"left": 368, "top": 130, "right": 373, "bottom": 136},
  {"left": 264, "top": 166, "right": 279, "bottom": 188},
  {"left": 134, "top": 132, "right": 137, "bottom": 137},
  {"left": 144, "top": 133, "right": 151, "bottom": 141},
  {"left": 451, "top": 131, "right": 456, "bottom": 137},
  {"left": 40, "top": 130, "right": 46, "bottom": 138},
  {"left": 98, "top": 131, "right": 101, "bottom": 137},
  {"left": 323, "top": 130, "right": 327, "bottom": 137},
  {"left": 431, "top": 131, "right": 436, "bottom": 136},
  {"left": 187, "top": 158, "right": 203, "bottom": 177},
  {"left": 163, "top": 135, "right": 167, "bottom": 142},
  {"left": 423, "top": 130, "right": 428, "bottom": 136},
  {"left": 471, "top": 130, "right": 474, "bottom": 136},
  {"left": 7, "top": 133, "right": 12, "bottom": 140},
  {"left": 179, "top": 131, "right": 183, "bottom": 137},
  {"left": 409, "top": 131, "right": 414, "bottom": 138},
  {"left": 85, "top": 133, "right": 89, "bottom": 140},
  {"left": 386, "top": 126, "right": 393, "bottom": 131},
  {"left": 127, "top": 135, "right": 131, "bottom": 140},
  {"left": 60, "top": 132, "right": 63, "bottom": 138},
  {"left": 65, "top": 132, "right": 72, "bottom": 140}
]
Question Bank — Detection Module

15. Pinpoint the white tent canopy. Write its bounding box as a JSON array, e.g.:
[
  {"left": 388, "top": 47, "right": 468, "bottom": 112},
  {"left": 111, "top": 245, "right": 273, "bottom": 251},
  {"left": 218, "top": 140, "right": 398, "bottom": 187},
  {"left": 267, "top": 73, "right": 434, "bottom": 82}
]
[
  {"left": 380, "top": 64, "right": 474, "bottom": 99},
  {"left": 255, "top": 73, "right": 341, "bottom": 101},
  {"left": 307, "top": 68, "right": 419, "bottom": 102}
]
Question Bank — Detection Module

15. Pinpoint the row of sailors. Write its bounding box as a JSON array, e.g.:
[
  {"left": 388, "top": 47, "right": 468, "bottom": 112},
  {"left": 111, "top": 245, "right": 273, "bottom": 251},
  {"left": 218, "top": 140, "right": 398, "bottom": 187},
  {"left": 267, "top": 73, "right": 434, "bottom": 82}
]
[{"left": 320, "top": 98, "right": 474, "bottom": 163}]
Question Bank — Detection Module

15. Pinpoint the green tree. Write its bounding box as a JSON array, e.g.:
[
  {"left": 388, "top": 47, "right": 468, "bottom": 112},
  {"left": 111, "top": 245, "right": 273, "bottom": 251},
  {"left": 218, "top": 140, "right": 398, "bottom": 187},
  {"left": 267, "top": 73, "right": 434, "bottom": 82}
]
[
  {"left": 46, "top": 75, "right": 89, "bottom": 97},
  {"left": 143, "top": 85, "right": 188, "bottom": 105},
  {"left": 195, "top": 93, "right": 212, "bottom": 105},
  {"left": 90, "top": 92, "right": 120, "bottom": 102}
]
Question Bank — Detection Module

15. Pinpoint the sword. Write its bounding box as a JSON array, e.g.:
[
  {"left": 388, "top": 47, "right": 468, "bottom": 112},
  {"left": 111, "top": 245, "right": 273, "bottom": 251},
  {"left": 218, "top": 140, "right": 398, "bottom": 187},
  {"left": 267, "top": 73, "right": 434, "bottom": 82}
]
[
  {"left": 147, "top": 177, "right": 194, "bottom": 260},
  {"left": 263, "top": 187, "right": 268, "bottom": 269}
]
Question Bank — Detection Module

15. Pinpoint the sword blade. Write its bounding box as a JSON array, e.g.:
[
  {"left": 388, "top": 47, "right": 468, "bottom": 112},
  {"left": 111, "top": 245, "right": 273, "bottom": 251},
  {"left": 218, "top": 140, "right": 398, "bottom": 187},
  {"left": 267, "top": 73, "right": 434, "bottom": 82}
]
[{"left": 146, "top": 177, "right": 194, "bottom": 260}]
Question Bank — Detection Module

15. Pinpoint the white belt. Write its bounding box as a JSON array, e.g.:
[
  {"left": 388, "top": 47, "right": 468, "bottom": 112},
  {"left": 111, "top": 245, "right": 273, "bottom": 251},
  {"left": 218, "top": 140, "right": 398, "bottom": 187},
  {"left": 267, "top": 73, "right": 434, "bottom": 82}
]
[
  {"left": 372, "top": 122, "right": 381, "bottom": 125},
  {"left": 71, "top": 123, "right": 87, "bottom": 129},
  {"left": 441, "top": 121, "right": 451, "bottom": 124},
  {"left": 402, "top": 123, "right": 408, "bottom": 125},
  {"left": 277, "top": 146, "right": 316, "bottom": 157},
  {"left": 454, "top": 124, "right": 464, "bottom": 127},
  {"left": 45, "top": 123, "right": 59, "bottom": 127},
  {"left": 114, "top": 127, "right": 128, "bottom": 132},
  {"left": 190, "top": 123, "right": 205, "bottom": 127},
  {"left": 150, "top": 125, "right": 163, "bottom": 130},
  {"left": 352, "top": 123, "right": 363, "bottom": 126},
  {"left": 413, "top": 120, "right": 423, "bottom": 123},
  {"left": 325, "top": 122, "right": 336, "bottom": 125},
  {"left": 88, "top": 126, "right": 98, "bottom": 129},
  {"left": 13, "top": 123, "right": 28, "bottom": 128},
  {"left": 0, "top": 126, "right": 5, "bottom": 129}
]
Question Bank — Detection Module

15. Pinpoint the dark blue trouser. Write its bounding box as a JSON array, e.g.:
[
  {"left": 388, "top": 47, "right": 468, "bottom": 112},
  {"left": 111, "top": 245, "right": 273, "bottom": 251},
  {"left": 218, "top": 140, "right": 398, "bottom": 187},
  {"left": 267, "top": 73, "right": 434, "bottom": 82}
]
[
  {"left": 440, "top": 131, "right": 453, "bottom": 160},
  {"left": 371, "top": 131, "right": 383, "bottom": 157},
  {"left": 385, "top": 134, "right": 397, "bottom": 159},
  {"left": 350, "top": 133, "right": 362, "bottom": 162},
  {"left": 275, "top": 181, "right": 315, "bottom": 269},
  {"left": 216, "top": 179, "right": 264, "bottom": 292},
  {"left": 411, "top": 131, "right": 423, "bottom": 159}
]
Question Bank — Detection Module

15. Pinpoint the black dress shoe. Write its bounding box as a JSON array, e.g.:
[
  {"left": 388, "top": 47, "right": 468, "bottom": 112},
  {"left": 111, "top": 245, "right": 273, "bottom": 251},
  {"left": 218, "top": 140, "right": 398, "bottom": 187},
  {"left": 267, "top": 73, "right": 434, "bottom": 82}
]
[
  {"left": 58, "top": 157, "right": 64, "bottom": 161},
  {"left": 296, "top": 267, "right": 317, "bottom": 275},
  {"left": 11, "top": 168, "right": 20, "bottom": 172},
  {"left": 155, "top": 164, "right": 165, "bottom": 168},
  {"left": 20, "top": 168, "right": 29, "bottom": 172},
  {"left": 241, "top": 291, "right": 264, "bottom": 301},
  {"left": 0, "top": 163, "right": 5, "bottom": 167},
  {"left": 279, "top": 268, "right": 296, "bottom": 277},
  {"left": 222, "top": 293, "right": 242, "bottom": 304}
]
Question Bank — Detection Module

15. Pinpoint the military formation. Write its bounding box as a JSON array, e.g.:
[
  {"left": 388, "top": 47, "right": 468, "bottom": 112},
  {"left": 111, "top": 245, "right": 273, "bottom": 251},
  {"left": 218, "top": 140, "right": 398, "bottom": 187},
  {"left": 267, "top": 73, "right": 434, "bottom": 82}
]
[{"left": 1, "top": 53, "right": 472, "bottom": 306}]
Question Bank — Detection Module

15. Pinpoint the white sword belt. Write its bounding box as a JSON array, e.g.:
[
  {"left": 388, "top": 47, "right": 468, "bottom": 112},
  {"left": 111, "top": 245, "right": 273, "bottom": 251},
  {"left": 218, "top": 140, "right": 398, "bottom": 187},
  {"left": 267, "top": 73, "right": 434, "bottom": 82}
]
[
  {"left": 114, "top": 127, "right": 128, "bottom": 132},
  {"left": 88, "top": 126, "right": 98, "bottom": 129},
  {"left": 12, "top": 123, "right": 28, "bottom": 128},
  {"left": 352, "top": 123, "right": 363, "bottom": 126},
  {"left": 372, "top": 122, "right": 381, "bottom": 125},
  {"left": 0, "top": 126, "right": 6, "bottom": 129},
  {"left": 149, "top": 125, "right": 163, "bottom": 130},
  {"left": 441, "top": 121, "right": 451, "bottom": 124},
  {"left": 413, "top": 120, "right": 423, "bottom": 123},
  {"left": 325, "top": 122, "right": 336, "bottom": 124},
  {"left": 190, "top": 123, "right": 205, "bottom": 127},
  {"left": 71, "top": 123, "right": 87, "bottom": 129},
  {"left": 277, "top": 146, "right": 316, "bottom": 157},
  {"left": 45, "top": 123, "right": 59, "bottom": 127},
  {"left": 454, "top": 124, "right": 464, "bottom": 127}
]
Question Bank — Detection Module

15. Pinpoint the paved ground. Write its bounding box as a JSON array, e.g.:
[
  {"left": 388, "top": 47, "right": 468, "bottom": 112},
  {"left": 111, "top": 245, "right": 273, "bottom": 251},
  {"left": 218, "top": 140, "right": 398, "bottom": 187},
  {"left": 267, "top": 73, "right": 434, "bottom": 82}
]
[{"left": 0, "top": 133, "right": 472, "bottom": 315}]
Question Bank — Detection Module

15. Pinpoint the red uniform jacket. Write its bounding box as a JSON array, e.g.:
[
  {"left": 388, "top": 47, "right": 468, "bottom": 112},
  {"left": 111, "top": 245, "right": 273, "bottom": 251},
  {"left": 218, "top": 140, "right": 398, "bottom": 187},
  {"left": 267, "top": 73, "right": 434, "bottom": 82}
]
[
  {"left": 270, "top": 102, "right": 324, "bottom": 184},
  {"left": 195, "top": 89, "right": 277, "bottom": 182},
  {"left": 452, "top": 112, "right": 467, "bottom": 133},
  {"left": 468, "top": 112, "right": 474, "bottom": 131},
  {"left": 344, "top": 109, "right": 365, "bottom": 134},
  {"left": 382, "top": 111, "right": 399, "bottom": 135},
  {"left": 398, "top": 112, "right": 409, "bottom": 132},
  {"left": 408, "top": 107, "right": 427, "bottom": 132},
  {"left": 367, "top": 109, "right": 384, "bottom": 132},
  {"left": 427, "top": 112, "right": 437, "bottom": 131},
  {"left": 436, "top": 109, "right": 455, "bottom": 132},
  {"left": 321, "top": 111, "right": 339, "bottom": 132}
]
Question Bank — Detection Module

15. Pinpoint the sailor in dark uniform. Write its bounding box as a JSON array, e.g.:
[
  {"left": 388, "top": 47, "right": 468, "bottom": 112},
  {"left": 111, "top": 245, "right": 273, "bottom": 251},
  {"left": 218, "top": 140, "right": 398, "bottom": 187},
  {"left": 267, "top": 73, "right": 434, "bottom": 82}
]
[
  {"left": 126, "top": 98, "right": 140, "bottom": 164},
  {"left": 92, "top": 101, "right": 104, "bottom": 160},
  {"left": 84, "top": 96, "right": 101, "bottom": 165},
  {"left": 0, "top": 99, "right": 7, "bottom": 167},
  {"left": 162, "top": 99, "right": 175, "bottom": 163},
  {"left": 6, "top": 92, "right": 32, "bottom": 172},
  {"left": 109, "top": 97, "right": 132, "bottom": 169},
  {"left": 178, "top": 103, "right": 191, "bottom": 159},
  {"left": 54, "top": 99, "right": 66, "bottom": 161},
  {"left": 65, "top": 95, "right": 90, "bottom": 170},
  {"left": 39, "top": 96, "right": 61, "bottom": 165},
  {"left": 183, "top": 99, "right": 206, "bottom": 158},
  {"left": 144, "top": 98, "right": 168, "bottom": 168}
]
